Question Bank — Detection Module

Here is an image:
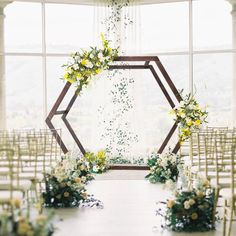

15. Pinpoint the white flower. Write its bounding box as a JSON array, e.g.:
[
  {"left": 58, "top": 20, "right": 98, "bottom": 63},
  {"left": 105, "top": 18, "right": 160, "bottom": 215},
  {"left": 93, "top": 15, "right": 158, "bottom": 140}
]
[
  {"left": 98, "top": 52, "right": 103, "bottom": 58},
  {"left": 86, "top": 61, "right": 93, "bottom": 68},
  {"left": 73, "top": 64, "right": 79, "bottom": 70},
  {"left": 100, "top": 57, "right": 105, "bottom": 62},
  {"left": 90, "top": 54, "right": 94, "bottom": 59},
  {"left": 93, "top": 166, "right": 98, "bottom": 172},
  {"left": 184, "top": 200, "right": 191, "bottom": 209},
  {"left": 180, "top": 101, "right": 185, "bottom": 106},
  {"left": 81, "top": 176, "right": 87, "bottom": 182},
  {"left": 188, "top": 104, "right": 195, "bottom": 109}
]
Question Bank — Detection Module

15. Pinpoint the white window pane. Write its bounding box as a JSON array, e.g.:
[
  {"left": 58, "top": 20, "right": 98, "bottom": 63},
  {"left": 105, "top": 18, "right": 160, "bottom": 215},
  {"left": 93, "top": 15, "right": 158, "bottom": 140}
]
[
  {"left": 45, "top": 4, "right": 94, "bottom": 53},
  {"left": 6, "top": 57, "right": 43, "bottom": 129},
  {"left": 193, "top": 0, "right": 232, "bottom": 50},
  {"left": 4, "top": 2, "right": 42, "bottom": 53},
  {"left": 46, "top": 57, "right": 80, "bottom": 149},
  {"left": 140, "top": 2, "right": 189, "bottom": 53},
  {"left": 159, "top": 55, "right": 189, "bottom": 94},
  {"left": 194, "top": 53, "right": 233, "bottom": 126},
  {"left": 46, "top": 57, "right": 69, "bottom": 110}
]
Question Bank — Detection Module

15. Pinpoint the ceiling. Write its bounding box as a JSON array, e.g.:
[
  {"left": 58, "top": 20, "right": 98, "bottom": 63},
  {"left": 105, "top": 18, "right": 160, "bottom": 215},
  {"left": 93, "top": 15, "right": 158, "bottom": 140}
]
[{"left": 1, "top": 0, "right": 190, "bottom": 5}]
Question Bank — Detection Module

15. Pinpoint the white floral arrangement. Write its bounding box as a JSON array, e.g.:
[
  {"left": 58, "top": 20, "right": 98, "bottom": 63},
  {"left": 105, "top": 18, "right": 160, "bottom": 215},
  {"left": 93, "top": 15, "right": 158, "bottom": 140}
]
[
  {"left": 42, "top": 155, "right": 94, "bottom": 208},
  {"left": 145, "top": 150, "right": 182, "bottom": 183},
  {"left": 157, "top": 176, "right": 216, "bottom": 232}
]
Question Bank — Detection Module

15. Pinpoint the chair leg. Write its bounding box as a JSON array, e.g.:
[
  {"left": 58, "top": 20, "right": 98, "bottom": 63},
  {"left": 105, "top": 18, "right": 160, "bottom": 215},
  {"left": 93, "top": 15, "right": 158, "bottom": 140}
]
[
  {"left": 227, "top": 198, "right": 234, "bottom": 236},
  {"left": 215, "top": 187, "right": 220, "bottom": 207},
  {"left": 223, "top": 199, "right": 227, "bottom": 236}
]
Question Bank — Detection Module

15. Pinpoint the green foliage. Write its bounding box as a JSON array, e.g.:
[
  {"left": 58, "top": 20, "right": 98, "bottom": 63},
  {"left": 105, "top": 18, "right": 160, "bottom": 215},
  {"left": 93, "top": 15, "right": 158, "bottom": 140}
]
[{"left": 42, "top": 174, "right": 87, "bottom": 208}]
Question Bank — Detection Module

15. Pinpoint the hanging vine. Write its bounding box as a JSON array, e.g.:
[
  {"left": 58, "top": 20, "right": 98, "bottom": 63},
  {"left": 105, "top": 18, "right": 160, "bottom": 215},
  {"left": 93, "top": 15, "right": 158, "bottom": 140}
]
[{"left": 99, "top": 0, "right": 139, "bottom": 163}]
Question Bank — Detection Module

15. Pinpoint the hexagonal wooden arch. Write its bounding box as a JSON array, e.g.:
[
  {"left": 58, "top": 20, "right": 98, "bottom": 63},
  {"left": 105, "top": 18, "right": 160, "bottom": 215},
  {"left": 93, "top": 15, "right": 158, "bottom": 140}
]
[{"left": 46, "top": 56, "right": 182, "bottom": 157}]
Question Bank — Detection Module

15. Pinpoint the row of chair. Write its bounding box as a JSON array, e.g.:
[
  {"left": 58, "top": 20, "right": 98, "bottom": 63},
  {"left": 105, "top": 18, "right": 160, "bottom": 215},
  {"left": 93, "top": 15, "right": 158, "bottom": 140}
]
[
  {"left": 0, "top": 129, "right": 62, "bottom": 210},
  {"left": 181, "top": 127, "right": 236, "bottom": 236}
]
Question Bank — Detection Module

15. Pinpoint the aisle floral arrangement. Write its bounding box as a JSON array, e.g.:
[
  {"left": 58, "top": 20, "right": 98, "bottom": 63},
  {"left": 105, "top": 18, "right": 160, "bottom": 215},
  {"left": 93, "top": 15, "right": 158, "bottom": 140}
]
[
  {"left": 42, "top": 155, "right": 96, "bottom": 208},
  {"left": 157, "top": 177, "right": 216, "bottom": 232},
  {"left": 170, "top": 93, "right": 208, "bottom": 142},
  {"left": 145, "top": 151, "right": 182, "bottom": 184},
  {"left": 0, "top": 199, "right": 54, "bottom": 236},
  {"left": 63, "top": 34, "right": 119, "bottom": 94},
  {"left": 84, "top": 150, "right": 109, "bottom": 174}
]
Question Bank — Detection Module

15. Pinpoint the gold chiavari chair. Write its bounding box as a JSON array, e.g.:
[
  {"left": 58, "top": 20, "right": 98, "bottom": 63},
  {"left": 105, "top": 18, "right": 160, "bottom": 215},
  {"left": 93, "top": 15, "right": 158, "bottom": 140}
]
[
  {"left": 0, "top": 148, "right": 30, "bottom": 209},
  {"left": 221, "top": 137, "right": 236, "bottom": 236}
]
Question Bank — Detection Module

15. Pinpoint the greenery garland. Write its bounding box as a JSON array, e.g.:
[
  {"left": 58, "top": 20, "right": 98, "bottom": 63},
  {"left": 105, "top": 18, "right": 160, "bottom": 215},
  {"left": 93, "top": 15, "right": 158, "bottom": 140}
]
[{"left": 99, "top": 0, "right": 139, "bottom": 160}]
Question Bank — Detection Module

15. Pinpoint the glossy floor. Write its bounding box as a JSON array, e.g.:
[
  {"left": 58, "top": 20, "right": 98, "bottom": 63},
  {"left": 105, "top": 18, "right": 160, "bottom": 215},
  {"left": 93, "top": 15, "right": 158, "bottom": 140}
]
[{"left": 54, "top": 170, "right": 235, "bottom": 236}]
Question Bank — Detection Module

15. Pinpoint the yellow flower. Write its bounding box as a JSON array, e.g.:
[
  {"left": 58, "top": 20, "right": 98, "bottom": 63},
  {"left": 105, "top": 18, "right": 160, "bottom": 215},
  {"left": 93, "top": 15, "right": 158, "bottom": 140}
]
[
  {"left": 64, "top": 192, "right": 70, "bottom": 197},
  {"left": 107, "top": 47, "right": 112, "bottom": 54},
  {"left": 188, "top": 199, "right": 195, "bottom": 206},
  {"left": 64, "top": 73, "right": 69, "bottom": 79},
  {"left": 36, "top": 214, "right": 47, "bottom": 225},
  {"left": 194, "top": 119, "right": 201, "bottom": 126},
  {"left": 168, "top": 109, "right": 175, "bottom": 115},
  {"left": 187, "top": 119, "right": 192, "bottom": 126},
  {"left": 26, "top": 231, "right": 34, "bottom": 236},
  {"left": 18, "top": 216, "right": 26, "bottom": 223},
  {"left": 95, "top": 68, "right": 102, "bottom": 74},
  {"left": 191, "top": 212, "right": 198, "bottom": 220},
  {"left": 203, "top": 179, "right": 210, "bottom": 187},
  {"left": 196, "top": 191, "right": 205, "bottom": 198},
  {"left": 167, "top": 200, "right": 175, "bottom": 208},
  {"left": 82, "top": 192, "right": 88, "bottom": 199},
  {"left": 11, "top": 198, "right": 21, "bottom": 208},
  {"left": 97, "top": 150, "right": 106, "bottom": 159},
  {"left": 81, "top": 59, "right": 87, "bottom": 66},
  {"left": 74, "top": 177, "right": 81, "bottom": 183},
  {"left": 17, "top": 222, "right": 31, "bottom": 235},
  {"left": 64, "top": 73, "right": 76, "bottom": 83},
  {"left": 76, "top": 72, "right": 82, "bottom": 78}
]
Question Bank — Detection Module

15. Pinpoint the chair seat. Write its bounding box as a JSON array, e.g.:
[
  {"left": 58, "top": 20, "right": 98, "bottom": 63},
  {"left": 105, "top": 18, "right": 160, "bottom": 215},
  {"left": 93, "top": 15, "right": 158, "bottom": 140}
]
[
  {"left": 210, "top": 178, "right": 235, "bottom": 189},
  {"left": 20, "top": 166, "right": 51, "bottom": 173},
  {"left": 219, "top": 188, "right": 236, "bottom": 200},
  {"left": 19, "top": 172, "right": 44, "bottom": 182},
  {"left": 0, "top": 190, "right": 24, "bottom": 203},
  {"left": 0, "top": 179, "right": 31, "bottom": 191}
]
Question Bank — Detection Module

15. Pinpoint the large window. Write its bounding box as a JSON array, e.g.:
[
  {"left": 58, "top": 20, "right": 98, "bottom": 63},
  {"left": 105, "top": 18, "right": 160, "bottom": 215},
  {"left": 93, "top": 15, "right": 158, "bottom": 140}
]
[{"left": 3, "top": 0, "right": 236, "bottom": 153}]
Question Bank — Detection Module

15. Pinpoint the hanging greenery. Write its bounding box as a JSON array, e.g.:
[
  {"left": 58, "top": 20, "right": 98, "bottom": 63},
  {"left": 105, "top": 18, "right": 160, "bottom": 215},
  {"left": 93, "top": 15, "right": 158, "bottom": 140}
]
[{"left": 99, "top": 0, "right": 139, "bottom": 160}]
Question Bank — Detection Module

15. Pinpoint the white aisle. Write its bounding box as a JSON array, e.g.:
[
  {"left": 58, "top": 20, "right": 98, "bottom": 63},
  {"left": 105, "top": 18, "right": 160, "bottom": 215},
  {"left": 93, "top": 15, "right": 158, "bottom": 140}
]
[{"left": 54, "top": 170, "right": 231, "bottom": 236}]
